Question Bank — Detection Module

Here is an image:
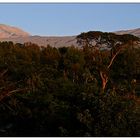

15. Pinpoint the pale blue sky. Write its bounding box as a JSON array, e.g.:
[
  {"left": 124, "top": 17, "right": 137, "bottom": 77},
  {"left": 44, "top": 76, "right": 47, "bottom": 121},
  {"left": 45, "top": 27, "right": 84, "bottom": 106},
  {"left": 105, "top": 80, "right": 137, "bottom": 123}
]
[{"left": 0, "top": 3, "right": 140, "bottom": 36}]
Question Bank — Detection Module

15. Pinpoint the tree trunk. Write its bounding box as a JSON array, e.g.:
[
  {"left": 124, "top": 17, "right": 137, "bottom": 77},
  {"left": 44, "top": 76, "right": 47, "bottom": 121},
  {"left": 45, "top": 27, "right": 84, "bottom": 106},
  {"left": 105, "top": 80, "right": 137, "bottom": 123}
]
[{"left": 100, "top": 71, "right": 108, "bottom": 92}]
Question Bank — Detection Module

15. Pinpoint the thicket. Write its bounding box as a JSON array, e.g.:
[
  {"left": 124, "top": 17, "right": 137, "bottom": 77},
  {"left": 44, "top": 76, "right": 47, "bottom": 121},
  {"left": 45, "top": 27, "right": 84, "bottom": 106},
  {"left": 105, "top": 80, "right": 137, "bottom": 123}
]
[{"left": 0, "top": 32, "right": 140, "bottom": 136}]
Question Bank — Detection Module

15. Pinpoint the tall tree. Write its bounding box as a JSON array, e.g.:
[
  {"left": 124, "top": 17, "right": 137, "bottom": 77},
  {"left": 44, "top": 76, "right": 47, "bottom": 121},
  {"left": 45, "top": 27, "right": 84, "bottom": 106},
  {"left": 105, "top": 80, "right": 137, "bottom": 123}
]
[{"left": 77, "top": 31, "right": 140, "bottom": 92}]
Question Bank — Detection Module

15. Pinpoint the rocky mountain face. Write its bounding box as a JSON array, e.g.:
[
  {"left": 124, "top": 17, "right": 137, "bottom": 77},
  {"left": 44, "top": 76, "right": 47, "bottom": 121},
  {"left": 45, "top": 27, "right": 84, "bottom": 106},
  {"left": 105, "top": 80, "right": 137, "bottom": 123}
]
[{"left": 0, "top": 24, "right": 140, "bottom": 48}]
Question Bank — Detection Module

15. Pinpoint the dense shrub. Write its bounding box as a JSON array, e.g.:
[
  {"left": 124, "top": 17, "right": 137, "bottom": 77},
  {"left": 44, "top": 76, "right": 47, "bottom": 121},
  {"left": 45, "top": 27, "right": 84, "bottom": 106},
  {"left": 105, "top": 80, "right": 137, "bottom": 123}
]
[{"left": 0, "top": 41, "right": 140, "bottom": 136}]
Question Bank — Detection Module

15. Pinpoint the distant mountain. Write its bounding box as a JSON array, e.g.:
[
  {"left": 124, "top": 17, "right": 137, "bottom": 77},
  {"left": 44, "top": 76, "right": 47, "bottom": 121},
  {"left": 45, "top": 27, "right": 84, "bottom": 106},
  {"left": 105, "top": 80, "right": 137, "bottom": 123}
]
[
  {"left": 0, "top": 24, "right": 30, "bottom": 38},
  {"left": 0, "top": 35, "right": 78, "bottom": 48},
  {"left": 115, "top": 28, "right": 140, "bottom": 38},
  {"left": 0, "top": 24, "right": 140, "bottom": 48},
  {"left": 0, "top": 24, "right": 77, "bottom": 47}
]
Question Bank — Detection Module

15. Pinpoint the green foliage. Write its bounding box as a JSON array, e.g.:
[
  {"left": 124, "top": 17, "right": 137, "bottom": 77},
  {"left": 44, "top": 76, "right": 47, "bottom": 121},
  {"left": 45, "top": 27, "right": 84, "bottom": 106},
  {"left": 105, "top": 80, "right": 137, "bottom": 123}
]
[{"left": 0, "top": 40, "right": 140, "bottom": 136}]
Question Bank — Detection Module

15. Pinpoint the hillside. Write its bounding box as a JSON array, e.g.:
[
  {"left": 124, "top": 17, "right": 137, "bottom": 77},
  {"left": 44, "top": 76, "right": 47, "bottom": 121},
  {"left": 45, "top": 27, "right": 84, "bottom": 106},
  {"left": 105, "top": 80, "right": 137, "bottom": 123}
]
[
  {"left": 0, "top": 24, "right": 30, "bottom": 38},
  {"left": 0, "top": 24, "right": 140, "bottom": 48},
  {"left": 115, "top": 28, "right": 140, "bottom": 38},
  {"left": 0, "top": 35, "right": 78, "bottom": 48}
]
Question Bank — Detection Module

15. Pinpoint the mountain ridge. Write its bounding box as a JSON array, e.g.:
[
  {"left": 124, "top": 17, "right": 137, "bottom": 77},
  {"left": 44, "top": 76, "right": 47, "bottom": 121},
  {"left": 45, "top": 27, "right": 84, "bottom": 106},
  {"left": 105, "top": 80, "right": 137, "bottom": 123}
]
[
  {"left": 114, "top": 28, "right": 140, "bottom": 37},
  {"left": 0, "top": 24, "right": 140, "bottom": 48}
]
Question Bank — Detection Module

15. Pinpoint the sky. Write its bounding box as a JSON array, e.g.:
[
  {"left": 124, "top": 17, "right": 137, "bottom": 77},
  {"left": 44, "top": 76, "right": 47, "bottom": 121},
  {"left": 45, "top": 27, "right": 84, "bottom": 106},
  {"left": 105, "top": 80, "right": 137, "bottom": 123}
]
[{"left": 0, "top": 3, "right": 140, "bottom": 36}]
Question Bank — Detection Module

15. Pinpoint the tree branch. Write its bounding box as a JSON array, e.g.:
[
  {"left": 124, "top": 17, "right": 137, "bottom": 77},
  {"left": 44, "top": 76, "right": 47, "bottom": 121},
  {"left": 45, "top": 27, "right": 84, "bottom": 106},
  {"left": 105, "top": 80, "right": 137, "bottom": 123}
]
[
  {"left": 0, "top": 69, "right": 8, "bottom": 78},
  {"left": 0, "top": 88, "right": 28, "bottom": 101},
  {"left": 107, "top": 44, "right": 127, "bottom": 69}
]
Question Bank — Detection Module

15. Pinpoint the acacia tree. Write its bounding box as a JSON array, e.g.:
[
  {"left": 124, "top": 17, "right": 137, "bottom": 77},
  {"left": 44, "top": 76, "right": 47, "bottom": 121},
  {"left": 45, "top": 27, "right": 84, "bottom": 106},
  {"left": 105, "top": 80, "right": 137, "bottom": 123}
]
[{"left": 77, "top": 31, "right": 139, "bottom": 92}]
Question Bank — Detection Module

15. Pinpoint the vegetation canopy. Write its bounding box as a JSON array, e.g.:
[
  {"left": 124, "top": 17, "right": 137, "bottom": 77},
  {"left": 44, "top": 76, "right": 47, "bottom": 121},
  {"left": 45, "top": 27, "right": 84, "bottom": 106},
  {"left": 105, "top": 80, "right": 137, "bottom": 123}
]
[{"left": 0, "top": 31, "right": 140, "bottom": 136}]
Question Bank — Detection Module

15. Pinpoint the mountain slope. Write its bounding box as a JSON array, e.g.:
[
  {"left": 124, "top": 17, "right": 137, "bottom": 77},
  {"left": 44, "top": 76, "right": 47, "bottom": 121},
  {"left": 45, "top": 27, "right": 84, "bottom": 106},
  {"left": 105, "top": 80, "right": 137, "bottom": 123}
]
[
  {"left": 0, "top": 24, "right": 140, "bottom": 48},
  {"left": 115, "top": 28, "right": 140, "bottom": 38},
  {"left": 0, "top": 24, "right": 30, "bottom": 38},
  {"left": 0, "top": 35, "right": 78, "bottom": 47}
]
